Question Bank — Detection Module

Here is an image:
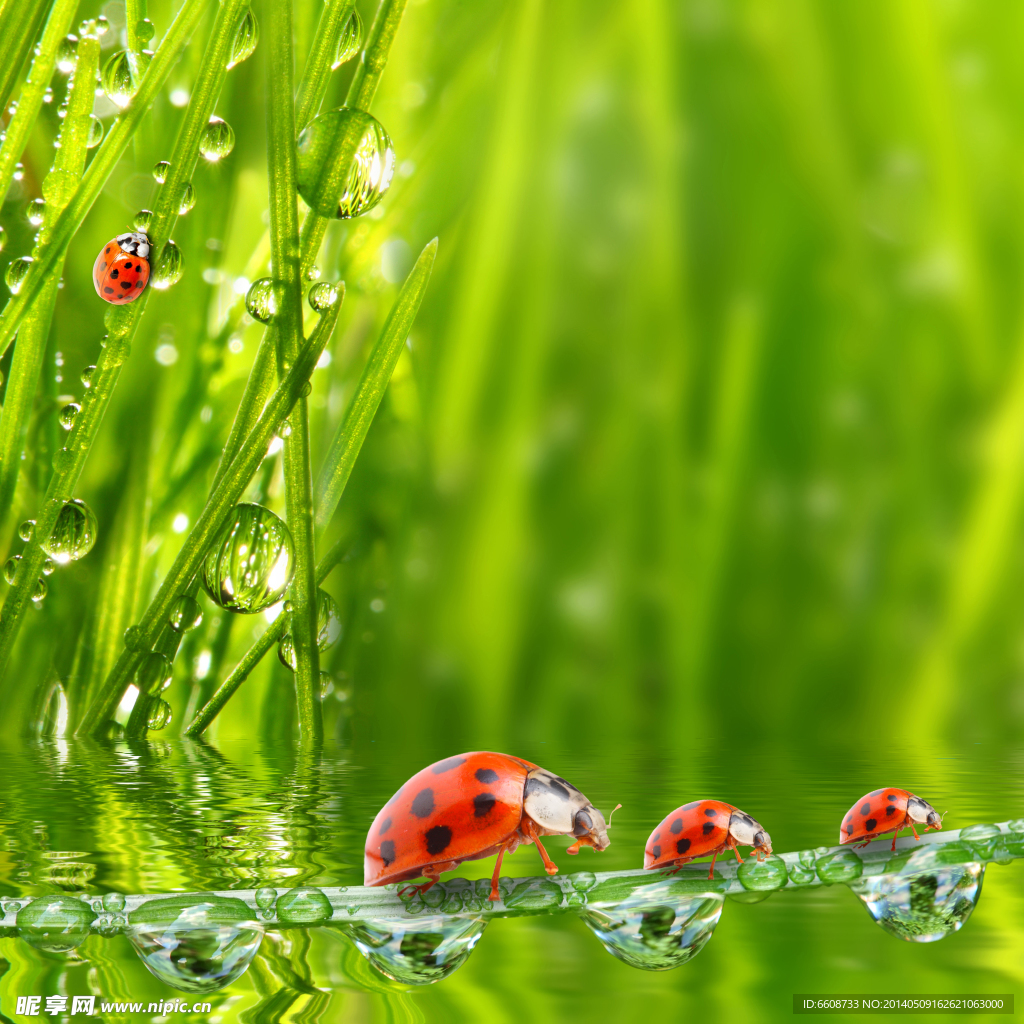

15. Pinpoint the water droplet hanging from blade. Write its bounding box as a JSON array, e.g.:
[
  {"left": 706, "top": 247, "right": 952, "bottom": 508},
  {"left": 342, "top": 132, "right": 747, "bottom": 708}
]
[
  {"left": 200, "top": 116, "right": 235, "bottom": 161},
  {"left": 226, "top": 8, "right": 259, "bottom": 70},
  {"left": 331, "top": 8, "right": 363, "bottom": 68},
  {"left": 40, "top": 498, "right": 98, "bottom": 564}
]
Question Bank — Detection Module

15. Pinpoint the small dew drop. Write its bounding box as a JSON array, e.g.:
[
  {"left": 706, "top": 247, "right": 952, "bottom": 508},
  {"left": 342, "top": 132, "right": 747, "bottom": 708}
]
[
  {"left": 79, "top": 15, "right": 109, "bottom": 38},
  {"left": 331, "top": 8, "right": 363, "bottom": 69},
  {"left": 146, "top": 698, "right": 172, "bottom": 731},
  {"left": 12, "top": 163, "right": 23, "bottom": 182},
  {"left": 227, "top": 7, "right": 259, "bottom": 70},
  {"left": 86, "top": 116, "right": 104, "bottom": 149},
  {"left": 0, "top": 225, "right": 6, "bottom": 252},
  {"left": 6, "top": 256, "right": 33, "bottom": 295},
  {"left": 245, "top": 278, "right": 278, "bottom": 322},
  {"left": 4, "top": 555, "right": 21, "bottom": 585},
  {"left": 136, "top": 651, "right": 173, "bottom": 693},
  {"left": 304, "top": 264, "right": 321, "bottom": 281},
  {"left": 168, "top": 594, "right": 203, "bottom": 633},
  {"left": 153, "top": 160, "right": 171, "bottom": 184},
  {"left": 133, "top": 209, "right": 152, "bottom": 232},
  {"left": 18, "top": 520, "right": 35, "bottom": 542},
  {"left": 136, "top": 18, "right": 156, "bottom": 43},
  {"left": 31, "top": 578, "right": 47, "bottom": 604},
  {"left": 42, "top": 87, "right": 53, "bottom": 105},
  {"left": 81, "top": 365, "right": 96, "bottom": 388},
  {"left": 307, "top": 281, "right": 339, "bottom": 312},
  {"left": 26, "top": 199, "right": 45, "bottom": 227},
  {"left": 278, "top": 419, "right": 292, "bottom": 438},
  {"left": 56, "top": 35, "right": 78, "bottom": 75},
  {"left": 59, "top": 403, "right": 80, "bottom": 430},
  {"left": 123, "top": 624, "right": 146, "bottom": 651},
  {"left": 151, "top": 240, "right": 183, "bottom": 290},
  {"left": 177, "top": 181, "right": 195, "bottom": 215},
  {"left": 40, "top": 498, "right": 98, "bottom": 564},
  {"left": 200, "top": 116, "right": 235, "bottom": 161},
  {"left": 42, "top": 558, "right": 55, "bottom": 576},
  {"left": 102, "top": 50, "right": 152, "bottom": 109}
]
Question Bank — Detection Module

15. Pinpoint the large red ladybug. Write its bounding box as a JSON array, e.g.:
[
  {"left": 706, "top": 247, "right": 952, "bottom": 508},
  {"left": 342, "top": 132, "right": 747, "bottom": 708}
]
[
  {"left": 363, "top": 752, "right": 617, "bottom": 901},
  {"left": 643, "top": 800, "right": 772, "bottom": 879},
  {"left": 93, "top": 231, "right": 151, "bottom": 304},
  {"left": 840, "top": 788, "right": 943, "bottom": 851}
]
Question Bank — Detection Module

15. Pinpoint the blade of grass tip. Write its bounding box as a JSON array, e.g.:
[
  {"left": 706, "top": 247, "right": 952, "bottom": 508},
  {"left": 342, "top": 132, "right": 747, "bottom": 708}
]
[
  {"left": 0, "top": 0, "right": 52, "bottom": 129},
  {"left": 0, "top": 0, "right": 80, "bottom": 225},
  {"left": 0, "top": 34, "right": 100, "bottom": 541},
  {"left": 0, "top": 0, "right": 224, "bottom": 680},
  {"left": 0, "top": 0, "right": 208, "bottom": 362},
  {"left": 315, "top": 237, "right": 437, "bottom": 533},
  {"left": 266, "top": 0, "right": 322, "bottom": 746},
  {"left": 125, "top": 0, "right": 149, "bottom": 54},
  {"left": 295, "top": 0, "right": 357, "bottom": 132},
  {"left": 80, "top": 307, "right": 338, "bottom": 738},
  {"left": 187, "top": 242, "right": 436, "bottom": 736}
]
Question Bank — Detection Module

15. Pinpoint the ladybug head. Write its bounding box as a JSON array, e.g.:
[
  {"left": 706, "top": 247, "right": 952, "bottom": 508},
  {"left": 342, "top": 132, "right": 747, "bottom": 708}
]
[
  {"left": 523, "top": 767, "right": 614, "bottom": 850},
  {"left": 570, "top": 802, "right": 617, "bottom": 851},
  {"left": 116, "top": 231, "right": 151, "bottom": 260},
  {"left": 728, "top": 809, "right": 773, "bottom": 856},
  {"left": 907, "top": 794, "right": 942, "bottom": 831}
]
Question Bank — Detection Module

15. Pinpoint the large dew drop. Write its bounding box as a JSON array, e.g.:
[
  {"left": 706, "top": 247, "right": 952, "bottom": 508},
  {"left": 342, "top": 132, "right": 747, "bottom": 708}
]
[
  {"left": 18, "top": 896, "right": 95, "bottom": 952},
  {"left": 854, "top": 864, "right": 984, "bottom": 942},
  {"left": 200, "top": 116, "right": 235, "bottom": 161},
  {"left": 56, "top": 35, "right": 78, "bottom": 74},
  {"left": 226, "top": 7, "right": 259, "bottom": 70},
  {"left": 307, "top": 281, "right": 339, "bottom": 312},
  {"left": 275, "top": 887, "right": 332, "bottom": 924},
  {"left": 332, "top": 8, "right": 363, "bottom": 68},
  {"left": 581, "top": 880, "right": 724, "bottom": 971},
  {"left": 245, "top": 278, "right": 279, "bottom": 322},
  {"left": 296, "top": 108, "right": 396, "bottom": 220},
  {"left": 278, "top": 588, "right": 343, "bottom": 670},
  {"left": 102, "top": 50, "right": 152, "bottom": 109},
  {"left": 349, "top": 916, "right": 487, "bottom": 985},
  {"left": 136, "top": 651, "right": 173, "bottom": 693},
  {"left": 151, "top": 240, "right": 183, "bottom": 290},
  {"left": 127, "top": 897, "right": 263, "bottom": 993},
  {"left": 41, "top": 498, "right": 98, "bottom": 564},
  {"left": 201, "top": 503, "right": 295, "bottom": 614},
  {"left": 6, "top": 256, "right": 33, "bottom": 295},
  {"left": 147, "top": 699, "right": 172, "bottom": 731},
  {"left": 59, "top": 403, "right": 80, "bottom": 430}
]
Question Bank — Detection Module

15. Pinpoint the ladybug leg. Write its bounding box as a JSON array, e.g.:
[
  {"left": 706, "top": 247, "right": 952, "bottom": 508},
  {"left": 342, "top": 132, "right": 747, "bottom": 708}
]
[
  {"left": 891, "top": 833, "right": 897, "bottom": 852},
  {"left": 399, "top": 873, "right": 440, "bottom": 899},
  {"left": 566, "top": 839, "right": 582, "bottom": 855},
  {"left": 732, "top": 843, "right": 745, "bottom": 866},
  {"left": 910, "top": 823, "right": 921, "bottom": 841},
  {"left": 522, "top": 818, "right": 559, "bottom": 876},
  {"left": 707, "top": 848, "right": 719, "bottom": 880},
  {"left": 488, "top": 846, "right": 509, "bottom": 902}
]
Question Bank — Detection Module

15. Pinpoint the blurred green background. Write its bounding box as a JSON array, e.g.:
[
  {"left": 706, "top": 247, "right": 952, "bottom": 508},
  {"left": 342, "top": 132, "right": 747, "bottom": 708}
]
[{"left": 4, "top": 0, "right": 1024, "bottom": 1019}]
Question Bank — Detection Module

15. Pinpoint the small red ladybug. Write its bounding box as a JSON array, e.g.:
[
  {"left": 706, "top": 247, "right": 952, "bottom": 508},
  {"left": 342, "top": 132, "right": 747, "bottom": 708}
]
[
  {"left": 363, "top": 752, "right": 618, "bottom": 901},
  {"left": 93, "top": 231, "right": 151, "bottom": 304},
  {"left": 643, "top": 800, "right": 772, "bottom": 879},
  {"left": 840, "top": 788, "right": 943, "bottom": 851}
]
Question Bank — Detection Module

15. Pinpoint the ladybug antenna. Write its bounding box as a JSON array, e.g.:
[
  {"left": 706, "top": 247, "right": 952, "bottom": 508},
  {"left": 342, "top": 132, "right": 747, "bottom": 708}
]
[{"left": 606, "top": 803, "right": 622, "bottom": 827}]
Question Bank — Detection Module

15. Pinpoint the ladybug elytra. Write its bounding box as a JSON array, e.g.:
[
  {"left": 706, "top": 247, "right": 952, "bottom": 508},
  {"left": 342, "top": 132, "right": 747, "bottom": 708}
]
[
  {"left": 363, "top": 752, "right": 617, "bottom": 901},
  {"left": 840, "top": 788, "right": 943, "bottom": 851},
  {"left": 643, "top": 800, "right": 772, "bottom": 879},
  {"left": 93, "top": 231, "right": 151, "bottom": 304}
]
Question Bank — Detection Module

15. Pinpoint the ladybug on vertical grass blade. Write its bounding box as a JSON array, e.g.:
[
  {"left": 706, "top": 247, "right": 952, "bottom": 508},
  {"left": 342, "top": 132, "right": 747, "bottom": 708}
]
[
  {"left": 840, "top": 788, "right": 943, "bottom": 851},
  {"left": 364, "top": 752, "right": 620, "bottom": 901},
  {"left": 643, "top": 800, "right": 773, "bottom": 879},
  {"left": 93, "top": 232, "right": 151, "bottom": 304}
]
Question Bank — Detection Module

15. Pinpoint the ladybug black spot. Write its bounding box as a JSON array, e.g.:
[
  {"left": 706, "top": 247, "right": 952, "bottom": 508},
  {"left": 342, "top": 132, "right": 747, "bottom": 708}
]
[
  {"left": 105, "top": 246, "right": 111, "bottom": 254},
  {"left": 379, "top": 817, "right": 392, "bottom": 835},
  {"left": 676, "top": 837, "right": 691, "bottom": 855},
  {"left": 886, "top": 805, "right": 897, "bottom": 816},
  {"left": 123, "top": 262, "right": 133, "bottom": 270},
  {"left": 425, "top": 825, "right": 452, "bottom": 855},
  {"left": 702, "top": 821, "right": 715, "bottom": 836},
  {"left": 110, "top": 268, "right": 119, "bottom": 279},
  {"left": 704, "top": 808, "right": 717, "bottom": 817},
  {"left": 888, "top": 793, "right": 898, "bottom": 801},
  {"left": 120, "top": 280, "right": 132, "bottom": 289},
  {"left": 380, "top": 840, "right": 395, "bottom": 866},
  {"left": 860, "top": 802, "right": 871, "bottom": 815},
  {"left": 136, "top": 279, "right": 143, "bottom": 287},
  {"left": 474, "top": 792, "right": 496, "bottom": 817},
  {"left": 653, "top": 833, "right": 660, "bottom": 843},
  {"left": 411, "top": 788, "right": 435, "bottom": 818},
  {"left": 431, "top": 756, "right": 467, "bottom": 774},
  {"left": 652, "top": 845, "right": 661, "bottom": 859},
  {"left": 865, "top": 818, "right": 877, "bottom": 832},
  {"left": 475, "top": 767, "right": 499, "bottom": 784},
  {"left": 104, "top": 287, "right": 114, "bottom": 294},
  {"left": 670, "top": 819, "right": 683, "bottom": 834}
]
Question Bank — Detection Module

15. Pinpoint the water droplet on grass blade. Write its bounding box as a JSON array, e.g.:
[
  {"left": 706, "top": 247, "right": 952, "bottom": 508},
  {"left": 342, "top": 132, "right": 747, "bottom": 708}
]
[
  {"left": 31, "top": 578, "right": 46, "bottom": 604},
  {"left": 133, "top": 209, "right": 151, "bottom": 232},
  {"left": 331, "top": 8, "right": 363, "bottom": 68},
  {"left": 6, "top": 256, "right": 33, "bottom": 294},
  {"left": 123, "top": 624, "right": 146, "bottom": 650},
  {"left": 18, "top": 520, "right": 35, "bottom": 542},
  {"left": 815, "top": 848, "right": 863, "bottom": 884},
  {"left": 200, "top": 116, "right": 234, "bottom": 161},
  {"left": 304, "top": 264, "right": 321, "bottom": 281},
  {"left": 245, "top": 277, "right": 278, "bottom": 322},
  {"left": 87, "top": 116, "right": 104, "bottom": 149},
  {"left": 41, "top": 498, "right": 98, "bottom": 564},
  {"left": 102, "top": 50, "right": 152, "bottom": 108},
  {"left": 136, "top": 651, "right": 173, "bottom": 692},
  {"left": 254, "top": 888, "right": 277, "bottom": 916},
  {"left": 26, "top": 199, "right": 45, "bottom": 226},
  {"left": 169, "top": 594, "right": 203, "bottom": 633},
  {"left": 0, "top": 225, "right": 6, "bottom": 252},
  {"left": 4, "top": 555, "right": 21, "bottom": 584},
  {"left": 296, "top": 108, "right": 396, "bottom": 219},
  {"left": 227, "top": 8, "right": 259, "bottom": 69},
  {"left": 177, "top": 181, "right": 195, "bottom": 215},
  {"left": 79, "top": 15, "right": 109, "bottom": 38},
  {"left": 151, "top": 240, "right": 183, "bottom": 290},
  {"left": 81, "top": 365, "right": 95, "bottom": 388},
  {"left": 201, "top": 503, "right": 295, "bottom": 613},
  {"left": 350, "top": 916, "right": 487, "bottom": 985},
  {"left": 136, "top": 18, "right": 156, "bottom": 43},
  {"left": 57, "top": 35, "right": 78, "bottom": 74},
  {"left": 59, "top": 403, "right": 80, "bottom": 430},
  {"left": 17, "top": 896, "right": 95, "bottom": 952},
  {"left": 42, "top": 558, "right": 55, "bottom": 575},
  {"left": 275, "top": 887, "right": 332, "bottom": 924},
  {"left": 737, "top": 854, "right": 788, "bottom": 891},
  {"left": 153, "top": 160, "right": 170, "bottom": 184},
  {"left": 308, "top": 281, "right": 339, "bottom": 312},
  {"left": 147, "top": 699, "right": 172, "bottom": 731},
  {"left": 279, "top": 588, "right": 343, "bottom": 669}
]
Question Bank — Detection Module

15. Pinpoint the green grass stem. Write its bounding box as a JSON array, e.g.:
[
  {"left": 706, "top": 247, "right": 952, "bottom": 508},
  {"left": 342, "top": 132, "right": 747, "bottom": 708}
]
[
  {"left": 0, "top": 0, "right": 50, "bottom": 119},
  {"left": 295, "top": 0, "right": 357, "bottom": 131}
]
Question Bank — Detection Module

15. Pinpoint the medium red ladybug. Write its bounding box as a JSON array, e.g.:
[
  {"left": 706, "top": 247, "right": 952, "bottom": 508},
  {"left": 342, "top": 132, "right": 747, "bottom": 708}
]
[
  {"left": 93, "top": 231, "right": 151, "bottom": 304},
  {"left": 840, "top": 788, "right": 943, "bottom": 851},
  {"left": 643, "top": 800, "right": 772, "bottom": 879},
  {"left": 363, "top": 752, "right": 617, "bottom": 901}
]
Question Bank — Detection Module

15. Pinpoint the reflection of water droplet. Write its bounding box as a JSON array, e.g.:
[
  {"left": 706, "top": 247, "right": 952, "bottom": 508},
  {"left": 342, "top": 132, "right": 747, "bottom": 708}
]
[
  {"left": 200, "top": 116, "right": 235, "bottom": 161},
  {"left": 854, "top": 864, "right": 983, "bottom": 942},
  {"left": 5, "top": 555, "right": 22, "bottom": 584},
  {"left": 737, "top": 854, "right": 788, "bottom": 891},
  {"left": 127, "top": 897, "right": 263, "bottom": 993},
  {"left": 57, "top": 35, "right": 78, "bottom": 74},
  {"left": 226, "top": 7, "right": 259, "bottom": 69},
  {"left": 350, "top": 916, "right": 487, "bottom": 985},
  {"left": 59, "top": 403, "right": 80, "bottom": 430},
  {"left": 87, "top": 116, "right": 104, "bottom": 149},
  {"left": 147, "top": 698, "right": 172, "bottom": 731},
  {"left": 151, "top": 240, "right": 183, "bottom": 290},
  {"left": 331, "top": 8, "right": 363, "bottom": 68},
  {"left": 81, "top": 365, "right": 96, "bottom": 388},
  {"left": 276, "top": 887, "right": 332, "bottom": 924},
  {"left": 6, "top": 256, "right": 33, "bottom": 295},
  {"left": 26, "top": 199, "right": 45, "bottom": 227},
  {"left": 17, "top": 896, "right": 95, "bottom": 952},
  {"left": 102, "top": 50, "right": 152, "bottom": 109},
  {"left": 177, "top": 181, "right": 195, "bottom": 215},
  {"left": 307, "top": 281, "right": 340, "bottom": 312},
  {"left": 136, "top": 651, "right": 173, "bottom": 693},
  {"left": 297, "top": 108, "right": 396, "bottom": 220},
  {"left": 41, "top": 498, "right": 98, "bottom": 564},
  {"left": 254, "top": 887, "right": 277, "bottom": 917},
  {"left": 201, "top": 503, "right": 295, "bottom": 613},
  {"left": 245, "top": 277, "right": 278, "bottom": 322},
  {"left": 815, "top": 848, "right": 863, "bottom": 884},
  {"left": 154, "top": 160, "right": 171, "bottom": 184},
  {"left": 582, "top": 881, "right": 724, "bottom": 971},
  {"left": 18, "top": 520, "right": 35, "bottom": 542},
  {"left": 278, "top": 588, "right": 342, "bottom": 669},
  {"left": 169, "top": 594, "right": 203, "bottom": 633},
  {"left": 37, "top": 680, "right": 67, "bottom": 736}
]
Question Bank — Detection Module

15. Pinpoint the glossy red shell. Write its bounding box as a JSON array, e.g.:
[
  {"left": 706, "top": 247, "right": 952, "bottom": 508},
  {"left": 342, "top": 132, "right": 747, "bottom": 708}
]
[
  {"left": 93, "top": 238, "right": 150, "bottom": 304},
  {"left": 643, "top": 799, "right": 737, "bottom": 869},
  {"left": 364, "top": 752, "right": 541, "bottom": 886},
  {"left": 839, "top": 788, "right": 911, "bottom": 844}
]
